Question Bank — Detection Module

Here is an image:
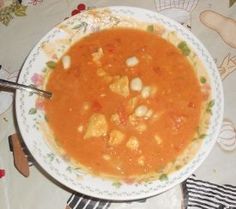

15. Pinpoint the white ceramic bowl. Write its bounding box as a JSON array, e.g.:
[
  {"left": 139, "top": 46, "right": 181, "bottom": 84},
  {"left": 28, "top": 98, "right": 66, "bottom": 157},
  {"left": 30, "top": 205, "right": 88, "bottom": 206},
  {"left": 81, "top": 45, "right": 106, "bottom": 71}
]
[{"left": 15, "top": 6, "right": 224, "bottom": 200}]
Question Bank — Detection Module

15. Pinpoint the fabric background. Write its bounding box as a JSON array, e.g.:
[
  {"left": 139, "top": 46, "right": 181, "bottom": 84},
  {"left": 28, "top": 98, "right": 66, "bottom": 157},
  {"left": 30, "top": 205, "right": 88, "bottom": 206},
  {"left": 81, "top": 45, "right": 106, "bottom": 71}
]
[{"left": 0, "top": 1, "right": 235, "bottom": 208}]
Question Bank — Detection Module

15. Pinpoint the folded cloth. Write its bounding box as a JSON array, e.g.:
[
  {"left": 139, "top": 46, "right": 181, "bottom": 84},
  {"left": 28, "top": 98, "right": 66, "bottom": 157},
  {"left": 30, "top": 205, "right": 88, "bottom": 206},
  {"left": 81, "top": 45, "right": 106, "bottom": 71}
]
[{"left": 182, "top": 175, "right": 236, "bottom": 209}]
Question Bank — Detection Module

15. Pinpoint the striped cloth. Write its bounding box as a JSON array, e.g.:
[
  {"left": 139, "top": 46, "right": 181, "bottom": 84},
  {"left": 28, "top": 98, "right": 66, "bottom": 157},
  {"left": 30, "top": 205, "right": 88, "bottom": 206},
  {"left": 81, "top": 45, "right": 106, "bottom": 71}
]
[
  {"left": 66, "top": 175, "right": 236, "bottom": 209},
  {"left": 182, "top": 175, "right": 236, "bottom": 209},
  {"left": 66, "top": 193, "right": 146, "bottom": 209},
  {"left": 66, "top": 194, "right": 111, "bottom": 209}
]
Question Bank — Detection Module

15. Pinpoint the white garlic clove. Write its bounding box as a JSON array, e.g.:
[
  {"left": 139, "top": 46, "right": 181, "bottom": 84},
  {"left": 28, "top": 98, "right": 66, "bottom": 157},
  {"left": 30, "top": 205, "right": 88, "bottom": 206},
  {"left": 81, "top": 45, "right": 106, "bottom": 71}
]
[
  {"left": 141, "top": 86, "right": 151, "bottom": 98},
  {"left": 135, "top": 105, "right": 148, "bottom": 117},
  {"left": 130, "top": 77, "right": 143, "bottom": 92},
  {"left": 62, "top": 55, "right": 71, "bottom": 70},
  {"left": 126, "top": 56, "right": 139, "bottom": 67}
]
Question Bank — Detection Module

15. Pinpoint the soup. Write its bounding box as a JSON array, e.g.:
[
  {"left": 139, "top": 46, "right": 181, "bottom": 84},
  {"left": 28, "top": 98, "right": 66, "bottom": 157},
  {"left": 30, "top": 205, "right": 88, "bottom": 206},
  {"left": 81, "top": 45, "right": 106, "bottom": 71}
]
[{"left": 45, "top": 28, "right": 203, "bottom": 178}]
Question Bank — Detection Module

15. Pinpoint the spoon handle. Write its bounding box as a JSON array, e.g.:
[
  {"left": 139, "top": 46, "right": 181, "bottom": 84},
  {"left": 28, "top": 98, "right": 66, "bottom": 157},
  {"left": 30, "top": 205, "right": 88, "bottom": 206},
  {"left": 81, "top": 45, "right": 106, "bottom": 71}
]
[{"left": 0, "top": 78, "right": 52, "bottom": 99}]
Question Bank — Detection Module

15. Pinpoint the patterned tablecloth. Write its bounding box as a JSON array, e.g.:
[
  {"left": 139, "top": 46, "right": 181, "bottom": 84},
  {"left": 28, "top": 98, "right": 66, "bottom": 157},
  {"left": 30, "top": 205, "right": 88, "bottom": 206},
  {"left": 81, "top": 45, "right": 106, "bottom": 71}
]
[{"left": 0, "top": 0, "right": 235, "bottom": 209}]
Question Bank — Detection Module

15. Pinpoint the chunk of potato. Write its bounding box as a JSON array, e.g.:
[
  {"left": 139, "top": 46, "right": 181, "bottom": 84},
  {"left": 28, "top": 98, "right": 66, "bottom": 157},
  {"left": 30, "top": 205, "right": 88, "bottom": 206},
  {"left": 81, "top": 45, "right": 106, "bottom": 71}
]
[
  {"left": 92, "top": 48, "right": 104, "bottom": 65},
  {"left": 111, "top": 113, "right": 121, "bottom": 126},
  {"left": 126, "top": 136, "right": 139, "bottom": 151},
  {"left": 84, "top": 113, "right": 108, "bottom": 139},
  {"left": 108, "top": 129, "right": 125, "bottom": 146},
  {"left": 109, "top": 76, "right": 129, "bottom": 97}
]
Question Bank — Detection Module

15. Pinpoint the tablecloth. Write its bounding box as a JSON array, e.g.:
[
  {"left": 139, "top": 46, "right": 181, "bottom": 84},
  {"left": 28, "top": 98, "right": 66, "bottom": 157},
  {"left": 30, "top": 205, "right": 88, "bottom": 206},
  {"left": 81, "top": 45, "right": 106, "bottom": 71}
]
[{"left": 0, "top": 0, "right": 235, "bottom": 209}]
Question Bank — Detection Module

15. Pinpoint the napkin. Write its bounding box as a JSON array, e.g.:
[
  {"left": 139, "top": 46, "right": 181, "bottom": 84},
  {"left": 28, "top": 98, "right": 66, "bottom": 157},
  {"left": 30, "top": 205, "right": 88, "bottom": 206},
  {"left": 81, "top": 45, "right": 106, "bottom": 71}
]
[{"left": 66, "top": 175, "right": 236, "bottom": 209}]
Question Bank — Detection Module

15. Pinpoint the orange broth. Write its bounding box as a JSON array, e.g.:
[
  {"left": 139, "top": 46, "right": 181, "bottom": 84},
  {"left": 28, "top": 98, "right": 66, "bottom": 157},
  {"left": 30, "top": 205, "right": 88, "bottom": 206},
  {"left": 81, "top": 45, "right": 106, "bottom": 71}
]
[{"left": 45, "top": 28, "right": 203, "bottom": 178}]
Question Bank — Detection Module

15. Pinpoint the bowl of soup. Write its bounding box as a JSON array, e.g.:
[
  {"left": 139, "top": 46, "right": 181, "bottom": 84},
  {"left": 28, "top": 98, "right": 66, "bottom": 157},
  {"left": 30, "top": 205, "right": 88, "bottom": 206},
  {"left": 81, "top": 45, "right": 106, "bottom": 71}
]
[{"left": 15, "top": 6, "right": 223, "bottom": 200}]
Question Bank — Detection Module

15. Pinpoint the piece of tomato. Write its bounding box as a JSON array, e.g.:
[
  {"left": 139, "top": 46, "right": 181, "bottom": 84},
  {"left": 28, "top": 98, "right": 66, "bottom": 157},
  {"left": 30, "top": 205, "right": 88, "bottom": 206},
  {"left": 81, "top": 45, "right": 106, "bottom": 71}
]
[{"left": 92, "top": 100, "right": 102, "bottom": 112}]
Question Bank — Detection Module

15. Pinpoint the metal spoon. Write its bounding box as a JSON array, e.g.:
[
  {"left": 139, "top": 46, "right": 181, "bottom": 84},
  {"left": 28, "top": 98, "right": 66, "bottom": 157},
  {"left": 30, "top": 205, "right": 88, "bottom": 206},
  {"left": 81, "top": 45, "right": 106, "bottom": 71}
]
[{"left": 0, "top": 78, "right": 52, "bottom": 99}]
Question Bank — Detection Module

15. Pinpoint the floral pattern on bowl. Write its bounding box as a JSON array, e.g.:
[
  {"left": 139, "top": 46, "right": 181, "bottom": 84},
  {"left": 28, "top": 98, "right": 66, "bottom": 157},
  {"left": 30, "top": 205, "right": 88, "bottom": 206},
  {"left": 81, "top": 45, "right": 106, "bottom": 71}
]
[{"left": 15, "top": 6, "right": 224, "bottom": 200}]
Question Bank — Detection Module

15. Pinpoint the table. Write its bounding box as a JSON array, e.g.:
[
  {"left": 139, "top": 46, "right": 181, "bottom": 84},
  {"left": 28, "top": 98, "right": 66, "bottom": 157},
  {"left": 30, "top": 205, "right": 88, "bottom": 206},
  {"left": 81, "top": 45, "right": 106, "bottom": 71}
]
[{"left": 0, "top": 1, "right": 235, "bottom": 208}]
